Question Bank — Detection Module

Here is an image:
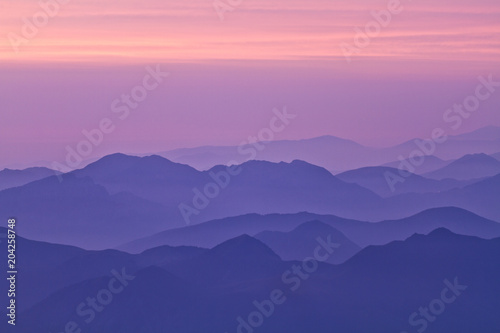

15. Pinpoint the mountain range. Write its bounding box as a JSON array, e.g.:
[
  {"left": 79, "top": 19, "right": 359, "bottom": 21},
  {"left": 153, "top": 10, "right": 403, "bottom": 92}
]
[
  {"left": 2, "top": 151, "right": 500, "bottom": 249},
  {"left": 157, "top": 126, "right": 500, "bottom": 172},
  {"left": 4, "top": 228, "right": 499, "bottom": 333},
  {"left": 336, "top": 166, "right": 479, "bottom": 197},
  {"left": 254, "top": 220, "right": 361, "bottom": 264},
  {"left": 0, "top": 167, "right": 59, "bottom": 191},
  {"left": 422, "top": 153, "right": 500, "bottom": 180},
  {"left": 120, "top": 207, "right": 500, "bottom": 253}
]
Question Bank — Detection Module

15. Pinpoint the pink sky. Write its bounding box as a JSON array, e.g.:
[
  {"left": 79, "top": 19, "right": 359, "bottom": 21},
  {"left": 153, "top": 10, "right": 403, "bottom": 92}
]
[
  {"left": 1, "top": 0, "right": 499, "bottom": 63},
  {"left": 0, "top": 0, "right": 499, "bottom": 167}
]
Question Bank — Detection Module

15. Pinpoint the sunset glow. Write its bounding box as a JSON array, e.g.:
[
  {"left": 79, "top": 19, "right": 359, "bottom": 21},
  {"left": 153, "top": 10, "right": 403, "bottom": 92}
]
[{"left": 1, "top": 0, "right": 499, "bottom": 66}]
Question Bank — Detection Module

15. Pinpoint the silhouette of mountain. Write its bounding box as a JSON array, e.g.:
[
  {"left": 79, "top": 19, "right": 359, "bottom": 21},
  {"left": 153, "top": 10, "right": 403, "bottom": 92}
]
[
  {"left": 336, "top": 166, "right": 476, "bottom": 197},
  {"left": 0, "top": 167, "right": 60, "bottom": 191},
  {"left": 159, "top": 135, "right": 371, "bottom": 172},
  {"left": 423, "top": 153, "right": 500, "bottom": 180},
  {"left": 0, "top": 227, "right": 84, "bottom": 271},
  {"left": 340, "top": 206, "right": 500, "bottom": 247},
  {"left": 121, "top": 207, "right": 500, "bottom": 253},
  {"left": 0, "top": 226, "right": 205, "bottom": 311},
  {"left": 0, "top": 173, "right": 176, "bottom": 249},
  {"left": 388, "top": 126, "right": 500, "bottom": 161},
  {"left": 387, "top": 173, "right": 500, "bottom": 222},
  {"left": 208, "top": 234, "right": 281, "bottom": 261},
  {"left": 17, "top": 266, "right": 193, "bottom": 333},
  {"left": 382, "top": 155, "right": 451, "bottom": 174},
  {"left": 0, "top": 155, "right": 385, "bottom": 248},
  {"left": 14, "top": 230, "right": 500, "bottom": 333},
  {"left": 491, "top": 152, "right": 500, "bottom": 161},
  {"left": 165, "top": 234, "right": 286, "bottom": 287},
  {"left": 118, "top": 212, "right": 364, "bottom": 253},
  {"left": 155, "top": 126, "right": 500, "bottom": 172},
  {"left": 138, "top": 244, "right": 206, "bottom": 267},
  {"left": 2, "top": 153, "right": 500, "bottom": 250},
  {"left": 195, "top": 159, "right": 382, "bottom": 223},
  {"left": 255, "top": 220, "right": 361, "bottom": 264},
  {"left": 72, "top": 153, "right": 206, "bottom": 205}
]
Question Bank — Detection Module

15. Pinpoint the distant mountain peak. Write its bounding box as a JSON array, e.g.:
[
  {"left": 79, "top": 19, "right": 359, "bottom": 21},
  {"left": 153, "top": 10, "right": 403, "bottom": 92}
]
[
  {"left": 80, "top": 153, "right": 141, "bottom": 170},
  {"left": 84, "top": 153, "right": 189, "bottom": 167},
  {"left": 210, "top": 234, "right": 280, "bottom": 260},
  {"left": 455, "top": 153, "right": 497, "bottom": 162},
  {"left": 427, "top": 227, "right": 456, "bottom": 237},
  {"left": 76, "top": 153, "right": 199, "bottom": 178},
  {"left": 0, "top": 166, "right": 61, "bottom": 191},
  {"left": 409, "top": 206, "right": 478, "bottom": 219},
  {"left": 337, "top": 165, "right": 415, "bottom": 177},
  {"left": 233, "top": 158, "right": 334, "bottom": 175},
  {"left": 450, "top": 153, "right": 500, "bottom": 168},
  {"left": 406, "top": 227, "right": 465, "bottom": 242},
  {"left": 303, "top": 134, "right": 364, "bottom": 145},
  {"left": 98, "top": 152, "right": 140, "bottom": 162},
  {"left": 423, "top": 152, "right": 500, "bottom": 180}
]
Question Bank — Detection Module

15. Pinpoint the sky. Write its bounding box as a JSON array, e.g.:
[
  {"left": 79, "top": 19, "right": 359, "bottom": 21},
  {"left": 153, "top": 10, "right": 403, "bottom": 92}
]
[{"left": 0, "top": 0, "right": 499, "bottom": 167}]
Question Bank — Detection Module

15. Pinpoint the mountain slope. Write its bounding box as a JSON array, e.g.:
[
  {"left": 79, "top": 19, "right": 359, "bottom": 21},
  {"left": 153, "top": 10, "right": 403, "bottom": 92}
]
[
  {"left": 71, "top": 153, "right": 206, "bottom": 204},
  {"left": 120, "top": 207, "right": 500, "bottom": 253},
  {"left": 156, "top": 126, "right": 500, "bottom": 172},
  {"left": 382, "top": 155, "right": 451, "bottom": 174},
  {"left": 196, "top": 159, "right": 382, "bottom": 224},
  {"left": 0, "top": 167, "right": 60, "bottom": 191},
  {"left": 423, "top": 153, "right": 500, "bottom": 180},
  {"left": 255, "top": 220, "right": 361, "bottom": 264},
  {"left": 0, "top": 173, "right": 177, "bottom": 249},
  {"left": 336, "top": 166, "right": 476, "bottom": 197},
  {"left": 21, "top": 154, "right": 384, "bottom": 228},
  {"left": 2, "top": 153, "right": 499, "bottom": 250},
  {"left": 159, "top": 135, "right": 374, "bottom": 172},
  {"left": 118, "top": 212, "right": 365, "bottom": 253},
  {"left": 0, "top": 226, "right": 206, "bottom": 311},
  {"left": 14, "top": 230, "right": 500, "bottom": 333},
  {"left": 386, "top": 174, "right": 500, "bottom": 222},
  {"left": 341, "top": 206, "right": 500, "bottom": 247}
]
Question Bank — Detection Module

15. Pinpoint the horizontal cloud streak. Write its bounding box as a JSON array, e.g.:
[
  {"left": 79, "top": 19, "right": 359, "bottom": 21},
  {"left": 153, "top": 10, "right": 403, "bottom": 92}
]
[{"left": 0, "top": 0, "right": 498, "bottom": 69}]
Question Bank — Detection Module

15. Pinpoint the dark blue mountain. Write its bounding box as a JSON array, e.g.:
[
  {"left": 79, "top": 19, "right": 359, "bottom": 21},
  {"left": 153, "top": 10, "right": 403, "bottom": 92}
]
[
  {"left": 10, "top": 230, "right": 500, "bottom": 333},
  {"left": 0, "top": 154, "right": 385, "bottom": 249},
  {"left": 255, "top": 220, "right": 360, "bottom": 264},
  {"left": 121, "top": 207, "right": 500, "bottom": 252},
  {"left": 72, "top": 153, "right": 206, "bottom": 204},
  {"left": 2, "top": 153, "right": 500, "bottom": 251},
  {"left": 0, "top": 226, "right": 206, "bottom": 311},
  {"left": 387, "top": 173, "right": 500, "bottom": 222},
  {"left": 0, "top": 173, "right": 176, "bottom": 249}
]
